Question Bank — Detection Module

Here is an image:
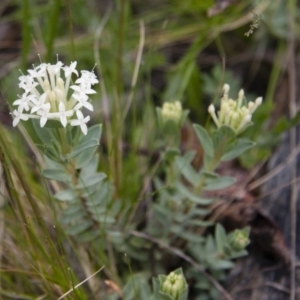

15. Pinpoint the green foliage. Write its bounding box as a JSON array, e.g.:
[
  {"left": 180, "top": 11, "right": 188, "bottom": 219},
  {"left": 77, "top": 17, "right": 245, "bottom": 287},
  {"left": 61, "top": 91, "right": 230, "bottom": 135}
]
[{"left": 189, "top": 224, "right": 249, "bottom": 271}]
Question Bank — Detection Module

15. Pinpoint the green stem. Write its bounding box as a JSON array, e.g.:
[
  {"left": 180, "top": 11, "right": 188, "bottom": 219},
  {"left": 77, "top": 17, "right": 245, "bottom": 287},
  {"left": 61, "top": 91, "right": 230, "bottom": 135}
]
[
  {"left": 58, "top": 128, "right": 68, "bottom": 156},
  {"left": 113, "top": 0, "right": 126, "bottom": 197}
]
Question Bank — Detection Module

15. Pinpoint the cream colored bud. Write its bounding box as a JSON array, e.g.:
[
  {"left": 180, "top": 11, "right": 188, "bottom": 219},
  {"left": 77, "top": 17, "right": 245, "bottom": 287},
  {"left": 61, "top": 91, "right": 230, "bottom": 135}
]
[
  {"left": 49, "top": 90, "right": 57, "bottom": 102},
  {"left": 161, "top": 101, "right": 183, "bottom": 124},
  {"left": 209, "top": 83, "right": 262, "bottom": 135},
  {"left": 229, "top": 111, "right": 239, "bottom": 128},
  {"left": 238, "top": 89, "right": 244, "bottom": 99},
  {"left": 223, "top": 84, "right": 230, "bottom": 94},
  {"left": 249, "top": 97, "right": 262, "bottom": 113},
  {"left": 237, "top": 89, "right": 244, "bottom": 108},
  {"left": 223, "top": 105, "right": 231, "bottom": 125},
  {"left": 236, "top": 114, "right": 252, "bottom": 133},
  {"left": 208, "top": 104, "right": 215, "bottom": 114},
  {"left": 208, "top": 104, "right": 220, "bottom": 127},
  {"left": 43, "top": 80, "right": 50, "bottom": 91},
  {"left": 255, "top": 97, "right": 263, "bottom": 106},
  {"left": 57, "top": 77, "right": 65, "bottom": 91},
  {"left": 54, "top": 88, "right": 65, "bottom": 102},
  {"left": 248, "top": 101, "right": 254, "bottom": 111}
]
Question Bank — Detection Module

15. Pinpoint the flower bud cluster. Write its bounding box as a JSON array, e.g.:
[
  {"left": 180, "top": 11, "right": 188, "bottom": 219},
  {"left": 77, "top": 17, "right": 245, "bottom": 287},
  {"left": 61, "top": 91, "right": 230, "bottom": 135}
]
[
  {"left": 229, "top": 228, "right": 250, "bottom": 252},
  {"left": 161, "top": 271, "right": 187, "bottom": 300},
  {"left": 208, "top": 84, "right": 262, "bottom": 134},
  {"left": 161, "top": 101, "right": 183, "bottom": 125},
  {"left": 12, "top": 61, "right": 99, "bottom": 135}
]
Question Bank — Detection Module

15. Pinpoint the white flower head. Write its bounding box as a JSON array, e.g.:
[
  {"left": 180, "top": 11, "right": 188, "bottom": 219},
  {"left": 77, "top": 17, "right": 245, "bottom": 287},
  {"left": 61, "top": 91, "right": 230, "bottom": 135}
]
[
  {"left": 208, "top": 84, "right": 263, "bottom": 134},
  {"left": 12, "top": 59, "right": 98, "bottom": 135}
]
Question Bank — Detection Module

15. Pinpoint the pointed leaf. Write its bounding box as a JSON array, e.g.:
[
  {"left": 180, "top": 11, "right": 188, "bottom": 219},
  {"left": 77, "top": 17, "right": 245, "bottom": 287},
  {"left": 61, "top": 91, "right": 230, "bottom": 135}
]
[
  {"left": 60, "top": 209, "right": 87, "bottom": 224},
  {"left": 42, "top": 168, "right": 71, "bottom": 182},
  {"left": 66, "top": 138, "right": 99, "bottom": 159},
  {"left": 65, "top": 220, "right": 94, "bottom": 236},
  {"left": 221, "top": 139, "right": 255, "bottom": 161},
  {"left": 77, "top": 228, "right": 101, "bottom": 243},
  {"left": 203, "top": 176, "right": 235, "bottom": 190},
  {"left": 54, "top": 189, "right": 78, "bottom": 201},
  {"left": 194, "top": 124, "right": 214, "bottom": 157},
  {"left": 215, "top": 223, "right": 227, "bottom": 253},
  {"left": 77, "top": 172, "right": 107, "bottom": 188},
  {"left": 80, "top": 153, "right": 99, "bottom": 177},
  {"left": 177, "top": 183, "right": 214, "bottom": 205},
  {"left": 72, "top": 125, "right": 102, "bottom": 168},
  {"left": 211, "top": 259, "right": 234, "bottom": 270},
  {"left": 174, "top": 152, "right": 200, "bottom": 186}
]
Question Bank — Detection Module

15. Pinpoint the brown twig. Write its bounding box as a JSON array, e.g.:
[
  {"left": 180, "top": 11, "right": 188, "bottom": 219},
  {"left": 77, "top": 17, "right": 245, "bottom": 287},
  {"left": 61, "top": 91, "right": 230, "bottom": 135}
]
[{"left": 287, "top": 2, "right": 297, "bottom": 299}]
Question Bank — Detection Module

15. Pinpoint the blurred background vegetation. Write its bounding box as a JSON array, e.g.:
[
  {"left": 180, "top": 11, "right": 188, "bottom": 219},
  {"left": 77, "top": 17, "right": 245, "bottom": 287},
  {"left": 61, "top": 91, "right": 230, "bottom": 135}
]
[{"left": 0, "top": 0, "right": 297, "bottom": 299}]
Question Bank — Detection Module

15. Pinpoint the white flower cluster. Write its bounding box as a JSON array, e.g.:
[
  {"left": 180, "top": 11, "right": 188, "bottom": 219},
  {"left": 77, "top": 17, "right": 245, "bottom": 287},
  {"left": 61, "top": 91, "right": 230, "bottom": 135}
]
[
  {"left": 208, "top": 84, "right": 262, "bottom": 134},
  {"left": 12, "top": 61, "right": 98, "bottom": 135}
]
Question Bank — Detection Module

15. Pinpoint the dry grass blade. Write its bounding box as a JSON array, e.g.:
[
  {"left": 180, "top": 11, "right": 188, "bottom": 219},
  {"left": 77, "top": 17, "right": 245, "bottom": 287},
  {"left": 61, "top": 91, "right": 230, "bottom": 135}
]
[{"left": 57, "top": 266, "right": 105, "bottom": 300}]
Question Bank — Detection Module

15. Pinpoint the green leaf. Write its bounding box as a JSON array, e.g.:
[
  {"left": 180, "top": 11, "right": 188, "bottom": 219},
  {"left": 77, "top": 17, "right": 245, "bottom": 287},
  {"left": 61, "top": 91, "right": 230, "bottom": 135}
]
[
  {"left": 80, "top": 153, "right": 99, "bottom": 178},
  {"left": 61, "top": 203, "right": 82, "bottom": 215},
  {"left": 201, "top": 171, "right": 219, "bottom": 179},
  {"left": 203, "top": 176, "right": 235, "bottom": 190},
  {"left": 177, "top": 231, "right": 204, "bottom": 243},
  {"left": 213, "top": 125, "right": 236, "bottom": 154},
  {"left": 43, "top": 145, "right": 61, "bottom": 162},
  {"left": 164, "top": 147, "right": 180, "bottom": 161},
  {"left": 190, "top": 208, "right": 210, "bottom": 216},
  {"left": 205, "top": 235, "right": 215, "bottom": 254},
  {"left": 229, "top": 250, "right": 248, "bottom": 259},
  {"left": 60, "top": 209, "right": 87, "bottom": 224},
  {"left": 32, "top": 119, "right": 54, "bottom": 145},
  {"left": 211, "top": 259, "right": 234, "bottom": 270},
  {"left": 93, "top": 215, "right": 115, "bottom": 224},
  {"left": 74, "top": 124, "right": 102, "bottom": 168},
  {"left": 66, "top": 138, "right": 99, "bottom": 159},
  {"left": 177, "top": 183, "right": 215, "bottom": 205},
  {"left": 37, "top": 144, "right": 60, "bottom": 161},
  {"left": 43, "top": 119, "right": 64, "bottom": 128},
  {"left": 174, "top": 152, "right": 200, "bottom": 186},
  {"left": 78, "top": 124, "right": 102, "bottom": 145},
  {"left": 44, "top": 155, "right": 64, "bottom": 170},
  {"left": 188, "top": 219, "right": 214, "bottom": 227},
  {"left": 42, "top": 168, "right": 71, "bottom": 182},
  {"left": 65, "top": 220, "right": 94, "bottom": 236},
  {"left": 54, "top": 189, "right": 78, "bottom": 201},
  {"left": 193, "top": 124, "right": 214, "bottom": 157},
  {"left": 215, "top": 224, "right": 227, "bottom": 253},
  {"left": 76, "top": 172, "right": 107, "bottom": 188},
  {"left": 76, "top": 228, "right": 101, "bottom": 243},
  {"left": 221, "top": 139, "right": 255, "bottom": 161}
]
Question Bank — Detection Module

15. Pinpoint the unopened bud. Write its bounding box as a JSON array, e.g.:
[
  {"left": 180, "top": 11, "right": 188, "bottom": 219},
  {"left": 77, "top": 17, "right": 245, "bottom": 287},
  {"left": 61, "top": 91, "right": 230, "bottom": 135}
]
[
  {"left": 208, "top": 83, "right": 262, "bottom": 135},
  {"left": 208, "top": 104, "right": 220, "bottom": 127},
  {"left": 237, "top": 89, "right": 244, "bottom": 108},
  {"left": 161, "top": 271, "right": 187, "bottom": 300},
  {"left": 230, "top": 229, "right": 250, "bottom": 251},
  {"left": 161, "top": 101, "right": 183, "bottom": 125},
  {"left": 223, "top": 84, "right": 230, "bottom": 95}
]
